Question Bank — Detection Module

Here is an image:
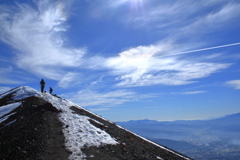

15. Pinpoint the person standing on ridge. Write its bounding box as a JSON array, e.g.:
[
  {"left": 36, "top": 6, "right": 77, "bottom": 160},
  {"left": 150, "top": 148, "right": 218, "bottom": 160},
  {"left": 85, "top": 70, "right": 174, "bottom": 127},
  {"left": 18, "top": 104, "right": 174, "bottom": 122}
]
[
  {"left": 40, "top": 79, "right": 45, "bottom": 93},
  {"left": 49, "top": 87, "right": 53, "bottom": 94}
]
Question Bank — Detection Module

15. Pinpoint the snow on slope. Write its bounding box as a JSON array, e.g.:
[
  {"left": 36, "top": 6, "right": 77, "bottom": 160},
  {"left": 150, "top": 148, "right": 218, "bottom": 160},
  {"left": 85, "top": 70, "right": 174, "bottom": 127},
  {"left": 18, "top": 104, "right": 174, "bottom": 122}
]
[
  {"left": 1, "top": 86, "right": 191, "bottom": 160},
  {"left": 42, "top": 92, "right": 118, "bottom": 159},
  {"left": 0, "top": 102, "right": 22, "bottom": 123},
  {"left": 1, "top": 86, "right": 117, "bottom": 160},
  {"left": 0, "top": 86, "right": 42, "bottom": 100}
]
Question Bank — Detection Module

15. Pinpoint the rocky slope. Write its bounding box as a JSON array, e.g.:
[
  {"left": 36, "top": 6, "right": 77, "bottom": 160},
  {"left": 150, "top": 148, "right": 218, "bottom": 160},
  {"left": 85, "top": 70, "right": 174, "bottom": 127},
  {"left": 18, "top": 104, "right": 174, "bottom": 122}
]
[{"left": 0, "top": 86, "right": 192, "bottom": 160}]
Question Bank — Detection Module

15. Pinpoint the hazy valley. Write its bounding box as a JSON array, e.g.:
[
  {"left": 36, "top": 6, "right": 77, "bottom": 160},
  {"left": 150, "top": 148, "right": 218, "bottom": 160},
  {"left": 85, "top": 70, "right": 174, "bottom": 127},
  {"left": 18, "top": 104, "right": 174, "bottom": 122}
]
[{"left": 116, "top": 113, "right": 240, "bottom": 160}]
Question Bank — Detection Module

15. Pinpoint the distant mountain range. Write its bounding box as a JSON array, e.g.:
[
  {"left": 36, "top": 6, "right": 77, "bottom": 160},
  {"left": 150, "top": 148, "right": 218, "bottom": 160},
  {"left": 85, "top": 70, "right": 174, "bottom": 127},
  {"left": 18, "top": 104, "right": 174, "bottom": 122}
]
[{"left": 116, "top": 113, "right": 240, "bottom": 160}]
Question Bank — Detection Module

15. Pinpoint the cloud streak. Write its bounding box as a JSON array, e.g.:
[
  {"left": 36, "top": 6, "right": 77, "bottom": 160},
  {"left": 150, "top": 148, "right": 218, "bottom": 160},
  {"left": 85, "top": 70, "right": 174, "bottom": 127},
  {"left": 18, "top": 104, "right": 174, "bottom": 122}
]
[
  {"left": 62, "top": 89, "right": 136, "bottom": 107},
  {"left": 226, "top": 80, "right": 240, "bottom": 90},
  {"left": 0, "top": 0, "right": 85, "bottom": 81},
  {"left": 154, "top": 42, "right": 240, "bottom": 58},
  {"left": 0, "top": 0, "right": 238, "bottom": 90},
  {"left": 86, "top": 0, "right": 238, "bottom": 88},
  {"left": 57, "top": 72, "right": 82, "bottom": 88},
  {"left": 98, "top": 43, "right": 231, "bottom": 87},
  {"left": 62, "top": 88, "right": 160, "bottom": 107},
  {"left": 171, "top": 91, "right": 206, "bottom": 95},
  {"left": 124, "top": 1, "right": 240, "bottom": 30}
]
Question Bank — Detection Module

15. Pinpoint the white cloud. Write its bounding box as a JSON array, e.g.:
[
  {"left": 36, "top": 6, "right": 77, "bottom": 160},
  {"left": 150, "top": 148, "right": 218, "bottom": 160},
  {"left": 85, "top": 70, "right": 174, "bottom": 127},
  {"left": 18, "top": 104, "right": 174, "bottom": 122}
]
[
  {"left": 201, "top": 53, "right": 223, "bottom": 60},
  {"left": 57, "top": 72, "right": 81, "bottom": 88},
  {"left": 101, "top": 43, "right": 231, "bottom": 87},
  {"left": 180, "top": 3, "right": 240, "bottom": 37},
  {"left": 95, "top": 1, "right": 238, "bottom": 87},
  {"left": 98, "top": 0, "right": 240, "bottom": 50},
  {"left": 0, "top": 0, "right": 237, "bottom": 89},
  {"left": 0, "top": 0, "right": 85, "bottom": 81},
  {"left": 62, "top": 89, "right": 136, "bottom": 107},
  {"left": 183, "top": 91, "right": 206, "bottom": 95},
  {"left": 124, "top": 1, "right": 240, "bottom": 29},
  {"left": 62, "top": 89, "right": 159, "bottom": 107},
  {"left": 125, "top": 1, "right": 192, "bottom": 28},
  {"left": 226, "top": 80, "right": 240, "bottom": 90},
  {"left": 171, "top": 90, "right": 206, "bottom": 95}
]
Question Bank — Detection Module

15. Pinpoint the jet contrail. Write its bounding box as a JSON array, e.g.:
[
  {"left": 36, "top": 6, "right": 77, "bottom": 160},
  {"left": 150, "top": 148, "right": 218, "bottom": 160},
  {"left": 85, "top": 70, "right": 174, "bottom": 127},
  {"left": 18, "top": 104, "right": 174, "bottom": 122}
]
[{"left": 155, "top": 42, "right": 240, "bottom": 58}]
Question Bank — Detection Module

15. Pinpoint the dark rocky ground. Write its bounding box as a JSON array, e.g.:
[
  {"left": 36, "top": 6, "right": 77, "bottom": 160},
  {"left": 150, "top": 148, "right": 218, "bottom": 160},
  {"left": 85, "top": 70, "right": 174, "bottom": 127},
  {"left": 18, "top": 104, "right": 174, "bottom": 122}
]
[
  {"left": 0, "top": 95, "right": 69, "bottom": 160},
  {"left": 0, "top": 90, "right": 191, "bottom": 160}
]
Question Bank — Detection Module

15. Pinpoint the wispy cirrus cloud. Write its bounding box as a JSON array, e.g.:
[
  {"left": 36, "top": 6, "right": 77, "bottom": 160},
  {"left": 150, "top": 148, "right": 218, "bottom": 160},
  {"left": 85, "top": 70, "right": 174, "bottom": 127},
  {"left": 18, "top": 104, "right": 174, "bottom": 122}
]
[
  {"left": 85, "top": 0, "right": 237, "bottom": 88},
  {"left": 0, "top": 0, "right": 238, "bottom": 90},
  {"left": 0, "top": 66, "right": 24, "bottom": 84},
  {"left": 95, "top": 0, "right": 240, "bottom": 48},
  {"left": 98, "top": 43, "right": 231, "bottom": 87},
  {"left": 171, "top": 91, "right": 206, "bottom": 95},
  {"left": 89, "top": 0, "right": 239, "bottom": 33},
  {"left": 62, "top": 89, "right": 136, "bottom": 107},
  {"left": 0, "top": 0, "right": 85, "bottom": 82},
  {"left": 123, "top": 1, "right": 240, "bottom": 30},
  {"left": 226, "top": 80, "right": 240, "bottom": 90},
  {"left": 62, "top": 89, "right": 159, "bottom": 107},
  {"left": 178, "top": 3, "right": 240, "bottom": 39},
  {"left": 57, "top": 72, "right": 82, "bottom": 88}
]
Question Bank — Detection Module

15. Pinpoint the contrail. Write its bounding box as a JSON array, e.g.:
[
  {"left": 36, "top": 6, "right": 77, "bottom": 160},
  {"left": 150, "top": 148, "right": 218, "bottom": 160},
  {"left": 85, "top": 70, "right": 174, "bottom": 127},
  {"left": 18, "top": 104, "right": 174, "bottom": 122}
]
[{"left": 155, "top": 42, "right": 240, "bottom": 58}]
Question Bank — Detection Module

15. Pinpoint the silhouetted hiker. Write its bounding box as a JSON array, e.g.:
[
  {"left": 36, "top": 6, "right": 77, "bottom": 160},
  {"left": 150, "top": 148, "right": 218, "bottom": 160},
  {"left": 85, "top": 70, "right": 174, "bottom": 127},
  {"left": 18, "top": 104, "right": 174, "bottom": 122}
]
[
  {"left": 40, "top": 79, "right": 45, "bottom": 93},
  {"left": 49, "top": 87, "right": 53, "bottom": 94}
]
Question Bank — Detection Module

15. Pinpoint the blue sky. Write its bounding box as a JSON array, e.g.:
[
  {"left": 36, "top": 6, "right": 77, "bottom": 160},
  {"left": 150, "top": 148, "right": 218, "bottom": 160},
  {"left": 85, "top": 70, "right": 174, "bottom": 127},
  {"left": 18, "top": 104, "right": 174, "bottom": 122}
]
[{"left": 0, "top": 0, "right": 240, "bottom": 121}]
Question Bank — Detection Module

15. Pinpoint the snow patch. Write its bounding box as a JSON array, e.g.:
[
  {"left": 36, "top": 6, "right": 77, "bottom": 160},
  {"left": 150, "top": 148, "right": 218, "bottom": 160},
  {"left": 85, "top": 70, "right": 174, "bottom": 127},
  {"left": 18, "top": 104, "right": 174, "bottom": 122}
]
[
  {"left": 41, "top": 91, "right": 118, "bottom": 159},
  {"left": 0, "top": 112, "right": 16, "bottom": 123},
  {"left": 156, "top": 156, "right": 164, "bottom": 160},
  {"left": 0, "top": 102, "right": 22, "bottom": 121},
  {"left": 59, "top": 112, "right": 117, "bottom": 159},
  {"left": 4, "top": 119, "right": 17, "bottom": 127},
  {"left": 0, "top": 86, "right": 41, "bottom": 100},
  {"left": 13, "top": 86, "right": 42, "bottom": 100},
  {"left": 89, "top": 119, "right": 104, "bottom": 126}
]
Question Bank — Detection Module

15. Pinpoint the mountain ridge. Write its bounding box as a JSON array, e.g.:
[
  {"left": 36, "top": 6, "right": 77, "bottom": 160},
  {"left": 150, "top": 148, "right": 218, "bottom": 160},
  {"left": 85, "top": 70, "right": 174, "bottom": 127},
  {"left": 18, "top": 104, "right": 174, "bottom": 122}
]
[
  {"left": 117, "top": 112, "right": 240, "bottom": 123},
  {"left": 0, "top": 86, "right": 191, "bottom": 160}
]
